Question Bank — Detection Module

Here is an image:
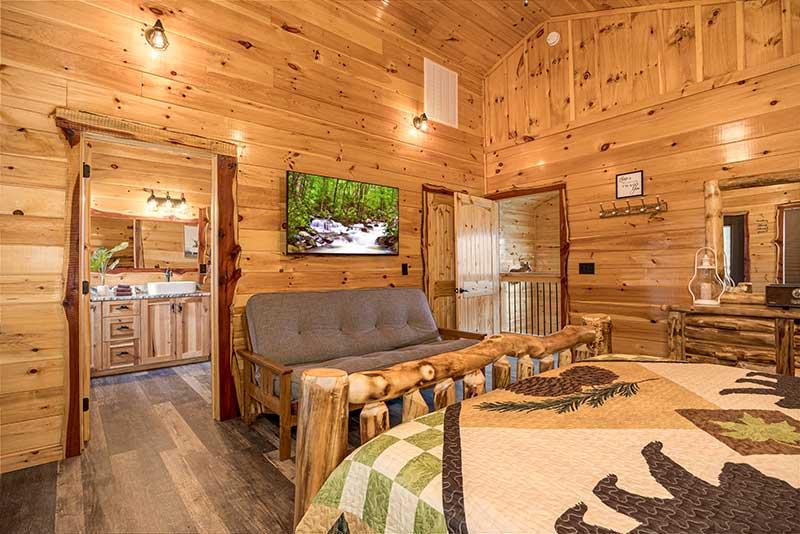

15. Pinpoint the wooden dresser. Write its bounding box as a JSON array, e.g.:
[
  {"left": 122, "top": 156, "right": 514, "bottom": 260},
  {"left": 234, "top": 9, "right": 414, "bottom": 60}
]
[
  {"left": 666, "top": 303, "right": 799, "bottom": 376},
  {"left": 90, "top": 294, "right": 211, "bottom": 376}
]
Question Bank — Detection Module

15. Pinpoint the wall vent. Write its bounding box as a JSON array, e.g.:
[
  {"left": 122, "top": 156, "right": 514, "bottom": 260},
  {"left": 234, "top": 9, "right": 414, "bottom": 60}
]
[{"left": 424, "top": 58, "right": 458, "bottom": 128}]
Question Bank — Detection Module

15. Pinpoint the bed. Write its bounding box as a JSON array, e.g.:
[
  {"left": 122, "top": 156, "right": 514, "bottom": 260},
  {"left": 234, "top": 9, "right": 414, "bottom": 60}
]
[{"left": 296, "top": 359, "right": 800, "bottom": 533}]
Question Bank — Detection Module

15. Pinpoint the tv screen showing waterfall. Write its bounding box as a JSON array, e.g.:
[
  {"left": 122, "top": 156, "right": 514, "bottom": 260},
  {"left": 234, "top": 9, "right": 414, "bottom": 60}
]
[{"left": 286, "top": 171, "right": 399, "bottom": 255}]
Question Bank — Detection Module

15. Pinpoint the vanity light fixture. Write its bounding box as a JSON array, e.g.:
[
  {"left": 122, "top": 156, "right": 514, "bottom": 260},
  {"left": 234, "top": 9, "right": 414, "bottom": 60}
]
[
  {"left": 145, "top": 19, "right": 169, "bottom": 51},
  {"left": 146, "top": 189, "right": 188, "bottom": 214},
  {"left": 413, "top": 112, "right": 429, "bottom": 131}
]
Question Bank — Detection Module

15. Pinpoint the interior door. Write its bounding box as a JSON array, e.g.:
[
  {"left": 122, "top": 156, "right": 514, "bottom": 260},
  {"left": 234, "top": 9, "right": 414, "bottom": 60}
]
[
  {"left": 454, "top": 193, "right": 500, "bottom": 334},
  {"left": 175, "top": 296, "right": 211, "bottom": 359}
]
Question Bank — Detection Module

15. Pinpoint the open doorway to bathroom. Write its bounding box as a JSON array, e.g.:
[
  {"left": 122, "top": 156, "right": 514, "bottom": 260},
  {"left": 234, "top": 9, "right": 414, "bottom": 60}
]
[{"left": 57, "top": 109, "right": 241, "bottom": 458}]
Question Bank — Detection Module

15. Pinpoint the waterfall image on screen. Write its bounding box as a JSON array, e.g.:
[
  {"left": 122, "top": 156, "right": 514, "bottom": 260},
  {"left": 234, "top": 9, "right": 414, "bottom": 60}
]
[{"left": 286, "top": 171, "right": 399, "bottom": 255}]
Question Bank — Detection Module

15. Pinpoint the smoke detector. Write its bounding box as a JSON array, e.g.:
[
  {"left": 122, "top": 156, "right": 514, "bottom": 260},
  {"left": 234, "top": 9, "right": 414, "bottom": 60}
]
[{"left": 546, "top": 31, "right": 561, "bottom": 47}]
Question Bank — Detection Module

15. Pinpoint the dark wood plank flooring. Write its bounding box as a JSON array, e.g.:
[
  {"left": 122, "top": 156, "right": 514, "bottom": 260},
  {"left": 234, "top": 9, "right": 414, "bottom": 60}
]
[{"left": 1, "top": 363, "right": 298, "bottom": 534}]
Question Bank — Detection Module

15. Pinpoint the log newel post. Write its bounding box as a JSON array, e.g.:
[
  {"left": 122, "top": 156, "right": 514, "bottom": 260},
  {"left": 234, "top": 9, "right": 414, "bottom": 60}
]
[
  {"left": 704, "top": 179, "right": 725, "bottom": 278},
  {"left": 463, "top": 369, "right": 486, "bottom": 399},
  {"left": 492, "top": 355, "right": 511, "bottom": 389},
  {"left": 294, "top": 369, "right": 349, "bottom": 527},
  {"left": 402, "top": 388, "right": 428, "bottom": 422},
  {"left": 581, "top": 314, "right": 612, "bottom": 356}
]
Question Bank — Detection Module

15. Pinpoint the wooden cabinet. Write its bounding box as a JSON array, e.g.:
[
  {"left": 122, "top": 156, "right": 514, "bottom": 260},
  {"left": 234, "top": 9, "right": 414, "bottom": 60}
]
[
  {"left": 143, "top": 299, "right": 176, "bottom": 364},
  {"left": 90, "top": 294, "right": 210, "bottom": 376},
  {"left": 175, "top": 296, "right": 210, "bottom": 359}
]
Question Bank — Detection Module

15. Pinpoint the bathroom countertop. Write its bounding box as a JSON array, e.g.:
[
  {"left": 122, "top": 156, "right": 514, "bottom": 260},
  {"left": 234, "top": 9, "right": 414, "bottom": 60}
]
[{"left": 90, "top": 290, "right": 211, "bottom": 302}]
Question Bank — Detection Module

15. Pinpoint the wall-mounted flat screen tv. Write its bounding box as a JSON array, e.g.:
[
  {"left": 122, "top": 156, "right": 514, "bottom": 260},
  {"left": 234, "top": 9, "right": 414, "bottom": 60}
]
[{"left": 286, "top": 171, "right": 399, "bottom": 255}]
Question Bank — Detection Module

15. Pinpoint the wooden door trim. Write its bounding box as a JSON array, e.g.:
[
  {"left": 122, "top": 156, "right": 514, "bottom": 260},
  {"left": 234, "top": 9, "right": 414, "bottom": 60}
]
[
  {"left": 58, "top": 110, "right": 241, "bottom": 459},
  {"left": 489, "top": 183, "right": 570, "bottom": 329}
]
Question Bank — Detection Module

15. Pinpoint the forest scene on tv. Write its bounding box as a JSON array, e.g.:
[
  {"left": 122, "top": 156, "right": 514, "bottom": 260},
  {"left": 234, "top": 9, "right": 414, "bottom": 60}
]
[{"left": 287, "top": 171, "right": 399, "bottom": 255}]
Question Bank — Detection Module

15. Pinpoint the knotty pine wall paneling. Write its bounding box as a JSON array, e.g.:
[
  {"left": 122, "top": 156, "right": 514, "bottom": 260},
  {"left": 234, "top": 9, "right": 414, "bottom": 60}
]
[
  {"left": 0, "top": 0, "right": 483, "bottom": 472},
  {"left": 487, "top": 61, "right": 800, "bottom": 356},
  {"left": 485, "top": 0, "right": 797, "bottom": 150}
]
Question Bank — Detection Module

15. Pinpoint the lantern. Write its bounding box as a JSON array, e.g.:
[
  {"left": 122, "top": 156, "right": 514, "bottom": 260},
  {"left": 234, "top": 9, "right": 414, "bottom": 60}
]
[{"left": 688, "top": 247, "right": 725, "bottom": 305}]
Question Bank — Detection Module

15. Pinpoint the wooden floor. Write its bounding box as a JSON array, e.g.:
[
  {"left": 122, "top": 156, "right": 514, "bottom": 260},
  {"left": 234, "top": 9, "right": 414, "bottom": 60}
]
[{"left": 1, "top": 363, "right": 300, "bottom": 534}]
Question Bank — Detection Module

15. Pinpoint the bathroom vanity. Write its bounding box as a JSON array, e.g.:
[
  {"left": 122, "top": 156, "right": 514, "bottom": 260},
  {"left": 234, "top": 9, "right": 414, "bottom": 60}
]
[{"left": 90, "top": 288, "right": 211, "bottom": 376}]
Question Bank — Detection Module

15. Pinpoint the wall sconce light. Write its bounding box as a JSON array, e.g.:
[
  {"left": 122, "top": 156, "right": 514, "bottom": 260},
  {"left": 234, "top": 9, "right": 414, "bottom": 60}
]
[
  {"left": 413, "top": 112, "right": 429, "bottom": 131},
  {"left": 145, "top": 19, "right": 169, "bottom": 51},
  {"left": 546, "top": 31, "right": 561, "bottom": 47},
  {"left": 146, "top": 189, "right": 187, "bottom": 214}
]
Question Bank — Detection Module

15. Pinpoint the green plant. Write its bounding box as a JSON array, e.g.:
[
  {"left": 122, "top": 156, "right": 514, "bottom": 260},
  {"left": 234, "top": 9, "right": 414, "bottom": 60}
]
[{"left": 90, "top": 241, "right": 129, "bottom": 285}]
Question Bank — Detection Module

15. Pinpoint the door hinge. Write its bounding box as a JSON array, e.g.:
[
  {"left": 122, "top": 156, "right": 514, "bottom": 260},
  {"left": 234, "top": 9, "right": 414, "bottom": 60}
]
[
  {"left": 82, "top": 280, "right": 90, "bottom": 295},
  {"left": 82, "top": 163, "right": 91, "bottom": 178},
  {"left": 82, "top": 397, "right": 89, "bottom": 412}
]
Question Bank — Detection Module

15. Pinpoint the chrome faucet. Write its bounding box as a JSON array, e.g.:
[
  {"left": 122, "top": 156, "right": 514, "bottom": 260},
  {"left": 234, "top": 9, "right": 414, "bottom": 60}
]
[{"left": 164, "top": 268, "right": 173, "bottom": 282}]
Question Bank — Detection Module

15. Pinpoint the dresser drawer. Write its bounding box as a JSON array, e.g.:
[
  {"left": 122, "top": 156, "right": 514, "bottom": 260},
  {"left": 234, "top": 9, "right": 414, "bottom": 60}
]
[
  {"left": 102, "top": 300, "right": 140, "bottom": 317},
  {"left": 106, "top": 341, "right": 137, "bottom": 368},
  {"left": 103, "top": 316, "right": 140, "bottom": 342}
]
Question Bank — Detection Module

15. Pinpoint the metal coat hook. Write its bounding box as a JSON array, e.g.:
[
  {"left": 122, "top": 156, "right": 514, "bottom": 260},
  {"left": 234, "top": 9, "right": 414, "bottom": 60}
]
[{"left": 599, "top": 196, "right": 668, "bottom": 218}]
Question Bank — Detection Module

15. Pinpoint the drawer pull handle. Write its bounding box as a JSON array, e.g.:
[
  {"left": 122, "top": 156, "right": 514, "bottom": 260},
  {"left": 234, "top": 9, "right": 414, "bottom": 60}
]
[
  {"left": 117, "top": 305, "right": 130, "bottom": 310},
  {"left": 116, "top": 351, "right": 130, "bottom": 356},
  {"left": 115, "top": 325, "right": 131, "bottom": 331}
]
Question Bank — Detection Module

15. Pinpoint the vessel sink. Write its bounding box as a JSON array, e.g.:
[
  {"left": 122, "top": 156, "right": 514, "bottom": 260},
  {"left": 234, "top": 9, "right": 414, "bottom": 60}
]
[{"left": 146, "top": 281, "right": 197, "bottom": 295}]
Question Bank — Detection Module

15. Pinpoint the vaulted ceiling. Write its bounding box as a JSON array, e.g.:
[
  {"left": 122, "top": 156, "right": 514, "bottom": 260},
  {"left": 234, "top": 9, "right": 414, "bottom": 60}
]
[{"left": 339, "top": 0, "right": 679, "bottom": 77}]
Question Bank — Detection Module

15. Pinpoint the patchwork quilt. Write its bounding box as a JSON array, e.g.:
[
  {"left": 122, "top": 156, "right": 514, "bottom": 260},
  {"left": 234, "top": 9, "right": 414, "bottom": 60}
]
[{"left": 297, "top": 361, "right": 800, "bottom": 534}]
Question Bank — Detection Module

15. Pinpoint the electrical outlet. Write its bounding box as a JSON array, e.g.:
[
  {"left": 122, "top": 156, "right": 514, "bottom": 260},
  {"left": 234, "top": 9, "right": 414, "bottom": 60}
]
[{"left": 401, "top": 263, "right": 409, "bottom": 275}]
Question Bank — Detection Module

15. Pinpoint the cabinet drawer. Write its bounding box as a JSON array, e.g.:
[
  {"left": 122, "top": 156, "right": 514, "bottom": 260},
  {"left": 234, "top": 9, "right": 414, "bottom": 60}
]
[
  {"left": 103, "top": 300, "right": 140, "bottom": 317},
  {"left": 107, "top": 342, "right": 137, "bottom": 368},
  {"left": 103, "top": 316, "right": 140, "bottom": 342}
]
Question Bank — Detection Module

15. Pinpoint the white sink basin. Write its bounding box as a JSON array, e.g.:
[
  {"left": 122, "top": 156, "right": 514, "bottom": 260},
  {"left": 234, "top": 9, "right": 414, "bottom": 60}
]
[{"left": 146, "top": 281, "right": 197, "bottom": 295}]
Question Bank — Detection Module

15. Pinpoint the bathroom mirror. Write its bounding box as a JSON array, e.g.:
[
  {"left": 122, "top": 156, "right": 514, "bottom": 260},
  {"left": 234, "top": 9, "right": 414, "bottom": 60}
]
[{"left": 90, "top": 210, "right": 209, "bottom": 271}]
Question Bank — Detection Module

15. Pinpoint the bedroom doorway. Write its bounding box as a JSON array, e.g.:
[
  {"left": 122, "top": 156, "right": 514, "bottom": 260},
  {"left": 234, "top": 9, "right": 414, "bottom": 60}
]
[{"left": 422, "top": 184, "right": 568, "bottom": 338}]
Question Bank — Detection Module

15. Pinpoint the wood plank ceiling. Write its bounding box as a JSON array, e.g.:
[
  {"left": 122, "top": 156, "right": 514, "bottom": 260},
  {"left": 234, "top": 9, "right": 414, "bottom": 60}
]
[{"left": 346, "top": 1, "right": 680, "bottom": 75}]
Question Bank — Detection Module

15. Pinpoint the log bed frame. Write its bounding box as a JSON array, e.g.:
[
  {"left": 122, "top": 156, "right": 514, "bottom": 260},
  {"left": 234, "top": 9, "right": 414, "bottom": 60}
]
[{"left": 291, "top": 324, "right": 603, "bottom": 525}]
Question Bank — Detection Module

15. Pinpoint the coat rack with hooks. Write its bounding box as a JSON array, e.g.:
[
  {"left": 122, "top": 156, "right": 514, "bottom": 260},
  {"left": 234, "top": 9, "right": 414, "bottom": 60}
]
[{"left": 599, "top": 197, "right": 668, "bottom": 218}]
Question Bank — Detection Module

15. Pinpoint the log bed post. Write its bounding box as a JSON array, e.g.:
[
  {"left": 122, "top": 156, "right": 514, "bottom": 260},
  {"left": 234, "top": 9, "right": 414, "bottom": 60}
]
[
  {"left": 294, "top": 369, "right": 349, "bottom": 526},
  {"left": 704, "top": 179, "right": 725, "bottom": 278},
  {"left": 581, "top": 314, "right": 612, "bottom": 356},
  {"left": 517, "top": 354, "right": 533, "bottom": 380},
  {"left": 433, "top": 378, "right": 456, "bottom": 409}
]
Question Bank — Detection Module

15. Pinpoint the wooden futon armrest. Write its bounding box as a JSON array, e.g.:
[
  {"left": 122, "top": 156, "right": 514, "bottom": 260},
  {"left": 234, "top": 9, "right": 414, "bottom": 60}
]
[
  {"left": 438, "top": 327, "right": 486, "bottom": 341},
  {"left": 236, "top": 349, "right": 293, "bottom": 376}
]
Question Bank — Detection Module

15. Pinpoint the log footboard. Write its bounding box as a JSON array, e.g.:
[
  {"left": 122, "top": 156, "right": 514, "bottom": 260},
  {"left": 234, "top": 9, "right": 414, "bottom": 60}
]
[{"left": 293, "top": 325, "right": 602, "bottom": 525}]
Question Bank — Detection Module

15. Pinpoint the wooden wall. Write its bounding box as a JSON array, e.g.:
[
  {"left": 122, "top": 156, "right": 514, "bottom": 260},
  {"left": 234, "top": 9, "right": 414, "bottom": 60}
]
[
  {"left": 485, "top": 0, "right": 800, "bottom": 149},
  {"left": 487, "top": 54, "right": 800, "bottom": 355},
  {"left": 0, "top": 0, "right": 482, "bottom": 472}
]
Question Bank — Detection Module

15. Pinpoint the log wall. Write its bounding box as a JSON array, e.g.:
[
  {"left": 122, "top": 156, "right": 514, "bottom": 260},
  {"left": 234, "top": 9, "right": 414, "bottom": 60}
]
[
  {"left": 485, "top": 3, "right": 800, "bottom": 355},
  {"left": 485, "top": 0, "right": 800, "bottom": 150},
  {"left": 0, "top": 0, "right": 483, "bottom": 472}
]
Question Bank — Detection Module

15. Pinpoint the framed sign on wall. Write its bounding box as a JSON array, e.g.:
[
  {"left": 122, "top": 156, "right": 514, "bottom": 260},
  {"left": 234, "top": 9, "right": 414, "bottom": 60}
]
[{"left": 616, "top": 170, "right": 644, "bottom": 198}]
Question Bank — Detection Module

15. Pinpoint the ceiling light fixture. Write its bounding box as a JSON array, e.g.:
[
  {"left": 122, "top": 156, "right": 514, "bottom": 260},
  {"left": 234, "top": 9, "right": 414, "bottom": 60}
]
[
  {"left": 413, "top": 112, "right": 429, "bottom": 131},
  {"left": 145, "top": 19, "right": 169, "bottom": 51},
  {"left": 523, "top": 0, "right": 529, "bottom": 6}
]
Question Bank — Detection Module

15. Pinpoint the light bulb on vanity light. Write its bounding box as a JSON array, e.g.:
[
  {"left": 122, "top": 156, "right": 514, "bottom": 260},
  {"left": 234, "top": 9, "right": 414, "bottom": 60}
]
[
  {"left": 145, "top": 19, "right": 169, "bottom": 51},
  {"left": 146, "top": 189, "right": 158, "bottom": 211}
]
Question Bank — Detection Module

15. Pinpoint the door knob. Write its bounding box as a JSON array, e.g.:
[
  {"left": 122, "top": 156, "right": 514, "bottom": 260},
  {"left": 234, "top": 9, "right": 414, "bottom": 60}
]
[{"left": 456, "top": 288, "right": 468, "bottom": 294}]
